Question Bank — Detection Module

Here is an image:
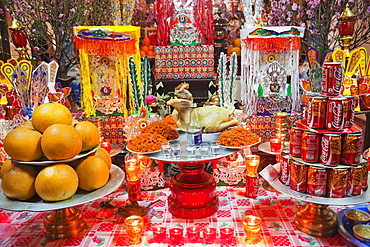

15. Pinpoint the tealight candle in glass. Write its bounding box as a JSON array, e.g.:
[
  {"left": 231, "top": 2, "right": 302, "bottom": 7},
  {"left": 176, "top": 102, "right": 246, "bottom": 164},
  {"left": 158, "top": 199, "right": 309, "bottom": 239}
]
[
  {"left": 186, "top": 225, "right": 200, "bottom": 243},
  {"left": 169, "top": 226, "right": 184, "bottom": 244},
  {"left": 242, "top": 214, "right": 262, "bottom": 245},
  {"left": 124, "top": 215, "right": 144, "bottom": 245},
  {"left": 100, "top": 141, "right": 111, "bottom": 153},
  {"left": 203, "top": 225, "right": 216, "bottom": 244},
  {"left": 152, "top": 224, "right": 167, "bottom": 242},
  {"left": 219, "top": 225, "right": 234, "bottom": 245},
  {"left": 270, "top": 138, "right": 282, "bottom": 153}
]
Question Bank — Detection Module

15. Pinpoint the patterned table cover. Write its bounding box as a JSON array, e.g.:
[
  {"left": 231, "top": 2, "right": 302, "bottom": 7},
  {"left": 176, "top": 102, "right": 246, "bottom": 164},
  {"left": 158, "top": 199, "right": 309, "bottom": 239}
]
[{"left": 0, "top": 181, "right": 361, "bottom": 247}]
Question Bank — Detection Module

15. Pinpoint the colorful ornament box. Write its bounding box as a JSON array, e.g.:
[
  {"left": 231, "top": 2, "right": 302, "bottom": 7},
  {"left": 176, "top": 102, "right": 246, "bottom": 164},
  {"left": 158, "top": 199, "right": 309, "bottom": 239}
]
[{"left": 154, "top": 45, "right": 215, "bottom": 80}]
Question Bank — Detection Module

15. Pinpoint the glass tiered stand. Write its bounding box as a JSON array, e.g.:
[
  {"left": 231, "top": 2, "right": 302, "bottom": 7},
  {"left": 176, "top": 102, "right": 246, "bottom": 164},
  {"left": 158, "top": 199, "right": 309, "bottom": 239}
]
[
  {"left": 0, "top": 160, "right": 124, "bottom": 239},
  {"left": 259, "top": 121, "right": 369, "bottom": 238}
]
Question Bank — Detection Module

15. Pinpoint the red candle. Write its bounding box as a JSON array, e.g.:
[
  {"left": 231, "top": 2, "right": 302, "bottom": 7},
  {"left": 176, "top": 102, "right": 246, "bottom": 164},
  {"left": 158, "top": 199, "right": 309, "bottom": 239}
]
[
  {"left": 127, "top": 180, "right": 141, "bottom": 201},
  {"left": 169, "top": 226, "right": 184, "bottom": 244},
  {"left": 270, "top": 138, "right": 282, "bottom": 153},
  {"left": 152, "top": 225, "right": 166, "bottom": 242},
  {"left": 100, "top": 141, "right": 111, "bottom": 153},
  {"left": 203, "top": 226, "right": 216, "bottom": 244},
  {"left": 186, "top": 225, "right": 200, "bottom": 243},
  {"left": 219, "top": 225, "right": 234, "bottom": 245}
]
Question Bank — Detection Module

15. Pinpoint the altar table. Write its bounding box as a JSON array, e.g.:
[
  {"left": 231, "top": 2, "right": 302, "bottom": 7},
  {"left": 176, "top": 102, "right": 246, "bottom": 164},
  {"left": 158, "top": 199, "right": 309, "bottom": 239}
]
[{"left": 0, "top": 182, "right": 358, "bottom": 247}]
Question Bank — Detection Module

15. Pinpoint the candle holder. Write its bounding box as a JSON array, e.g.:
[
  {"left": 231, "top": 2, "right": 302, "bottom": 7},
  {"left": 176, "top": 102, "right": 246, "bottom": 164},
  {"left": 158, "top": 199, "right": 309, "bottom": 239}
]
[
  {"left": 186, "top": 225, "right": 200, "bottom": 243},
  {"left": 152, "top": 224, "right": 167, "bottom": 242},
  {"left": 169, "top": 226, "right": 184, "bottom": 244},
  {"left": 124, "top": 215, "right": 144, "bottom": 245},
  {"left": 242, "top": 214, "right": 262, "bottom": 245},
  {"left": 244, "top": 155, "right": 260, "bottom": 198},
  {"left": 203, "top": 226, "right": 217, "bottom": 244},
  {"left": 219, "top": 225, "right": 234, "bottom": 245},
  {"left": 339, "top": 3, "right": 355, "bottom": 60},
  {"left": 100, "top": 142, "right": 111, "bottom": 153}
]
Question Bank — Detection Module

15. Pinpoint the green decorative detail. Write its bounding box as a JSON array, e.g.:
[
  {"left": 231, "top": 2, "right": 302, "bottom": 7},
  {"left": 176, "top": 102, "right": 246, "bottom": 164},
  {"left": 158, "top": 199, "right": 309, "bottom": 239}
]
[
  {"left": 270, "top": 222, "right": 282, "bottom": 231},
  {"left": 287, "top": 83, "right": 292, "bottom": 96},
  {"left": 92, "top": 29, "right": 108, "bottom": 38},
  {"left": 129, "top": 56, "right": 142, "bottom": 113},
  {"left": 141, "top": 56, "right": 152, "bottom": 105},
  {"left": 258, "top": 84, "right": 264, "bottom": 97}
]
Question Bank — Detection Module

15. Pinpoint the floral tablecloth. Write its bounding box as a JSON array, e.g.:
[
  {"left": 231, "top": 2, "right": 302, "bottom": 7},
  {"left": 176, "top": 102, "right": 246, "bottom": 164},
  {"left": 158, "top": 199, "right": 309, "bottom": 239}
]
[{"left": 0, "top": 182, "right": 358, "bottom": 247}]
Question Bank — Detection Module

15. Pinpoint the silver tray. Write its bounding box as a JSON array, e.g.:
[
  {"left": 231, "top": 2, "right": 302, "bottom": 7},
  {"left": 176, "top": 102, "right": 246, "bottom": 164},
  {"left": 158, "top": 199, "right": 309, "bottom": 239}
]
[
  {"left": 260, "top": 164, "right": 370, "bottom": 206},
  {"left": 0, "top": 164, "right": 125, "bottom": 212}
]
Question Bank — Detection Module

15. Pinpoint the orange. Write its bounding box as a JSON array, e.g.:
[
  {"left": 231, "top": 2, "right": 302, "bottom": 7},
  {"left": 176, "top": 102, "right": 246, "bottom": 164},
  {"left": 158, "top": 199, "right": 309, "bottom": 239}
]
[
  {"left": 148, "top": 45, "right": 155, "bottom": 51},
  {"left": 32, "top": 102, "right": 72, "bottom": 133},
  {"left": 18, "top": 121, "right": 33, "bottom": 129},
  {"left": 140, "top": 46, "right": 150, "bottom": 53},
  {"left": 147, "top": 51, "right": 156, "bottom": 57},
  {"left": 75, "top": 156, "right": 109, "bottom": 191},
  {"left": 35, "top": 164, "right": 79, "bottom": 201},
  {"left": 2, "top": 163, "right": 38, "bottom": 200},
  {"left": 142, "top": 37, "right": 151, "bottom": 46},
  {"left": 0, "top": 159, "right": 15, "bottom": 179},
  {"left": 4, "top": 127, "right": 43, "bottom": 161},
  {"left": 140, "top": 50, "right": 147, "bottom": 57},
  {"left": 234, "top": 38, "right": 242, "bottom": 48},
  {"left": 71, "top": 119, "right": 79, "bottom": 127},
  {"left": 93, "top": 147, "right": 112, "bottom": 170},
  {"left": 74, "top": 121, "right": 100, "bottom": 152},
  {"left": 41, "top": 124, "right": 82, "bottom": 160},
  {"left": 229, "top": 46, "right": 241, "bottom": 55}
]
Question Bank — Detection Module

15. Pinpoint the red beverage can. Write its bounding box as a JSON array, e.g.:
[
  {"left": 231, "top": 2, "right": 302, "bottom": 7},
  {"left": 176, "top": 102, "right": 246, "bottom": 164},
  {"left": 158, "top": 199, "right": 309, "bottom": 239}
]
[
  {"left": 290, "top": 127, "right": 303, "bottom": 157},
  {"left": 245, "top": 175, "right": 259, "bottom": 198},
  {"left": 342, "top": 132, "right": 363, "bottom": 164},
  {"left": 344, "top": 95, "right": 358, "bottom": 128},
  {"left": 127, "top": 180, "right": 142, "bottom": 201},
  {"left": 301, "top": 131, "right": 321, "bottom": 163},
  {"left": 361, "top": 161, "right": 369, "bottom": 190},
  {"left": 307, "top": 165, "right": 328, "bottom": 197},
  {"left": 289, "top": 161, "right": 308, "bottom": 192},
  {"left": 306, "top": 96, "right": 327, "bottom": 128},
  {"left": 322, "top": 62, "right": 343, "bottom": 96},
  {"left": 320, "top": 133, "right": 342, "bottom": 166},
  {"left": 280, "top": 154, "right": 290, "bottom": 185},
  {"left": 326, "top": 96, "right": 347, "bottom": 131},
  {"left": 346, "top": 165, "right": 363, "bottom": 196},
  {"left": 327, "top": 168, "right": 348, "bottom": 198}
]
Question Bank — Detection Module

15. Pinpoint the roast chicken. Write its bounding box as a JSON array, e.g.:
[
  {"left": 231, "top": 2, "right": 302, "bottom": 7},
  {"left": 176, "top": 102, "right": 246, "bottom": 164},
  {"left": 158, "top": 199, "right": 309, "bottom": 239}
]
[{"left": 166, "top": 83, "right": 240, "bottom": 133}]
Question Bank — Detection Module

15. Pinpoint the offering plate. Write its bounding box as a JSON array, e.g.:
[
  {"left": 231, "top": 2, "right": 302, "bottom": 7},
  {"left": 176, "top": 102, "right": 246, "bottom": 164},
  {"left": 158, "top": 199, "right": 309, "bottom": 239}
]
[
  {"left": 260, "top": 164, "right": 370, "bottom": 237},
  {"left": 0, "top": 165, "right": 125, "bottom": 239}
]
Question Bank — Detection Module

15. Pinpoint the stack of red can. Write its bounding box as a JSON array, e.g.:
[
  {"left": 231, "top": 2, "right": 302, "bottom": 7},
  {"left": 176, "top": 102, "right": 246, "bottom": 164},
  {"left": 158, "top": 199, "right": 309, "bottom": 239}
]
[
  {"left": 279, "top": 155, "right": 369, "bottom": 198},
  {"left": 281, "top": 62, "right": 368, "bottom": 198}
]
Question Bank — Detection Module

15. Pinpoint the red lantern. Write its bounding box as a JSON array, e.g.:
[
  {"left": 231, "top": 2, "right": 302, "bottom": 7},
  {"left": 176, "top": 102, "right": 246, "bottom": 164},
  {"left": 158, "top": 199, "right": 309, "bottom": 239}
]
[{"left": 11, "top": 30, "right": 27, "bottom": 47}]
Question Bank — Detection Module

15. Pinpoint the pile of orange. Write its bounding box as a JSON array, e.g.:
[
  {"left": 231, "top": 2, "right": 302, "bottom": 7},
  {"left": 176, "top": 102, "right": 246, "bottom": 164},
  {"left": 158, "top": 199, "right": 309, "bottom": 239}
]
[
  {"left": 140, "top": 37, "right": 155, "bottom": 57},
  {"left": 1, "top": 102, "right": 112, "bottom": 202},
  {"left": 227, "top": 38, "right": 242, "bottom": 55}
]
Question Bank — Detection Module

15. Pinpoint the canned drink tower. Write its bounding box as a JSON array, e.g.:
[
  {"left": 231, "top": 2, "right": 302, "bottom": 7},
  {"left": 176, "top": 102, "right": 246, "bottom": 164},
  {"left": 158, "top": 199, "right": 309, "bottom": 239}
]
[
  {"left": 320, "top": 133, "right": 342, "bottom": 166},
  {"left": 326, "top": 96, "right": 347, "bottom": 131},
  {"left": 279, "top": 154, "right": 291, "bottom": 185},
  {"left": 346, "top": 165, "right": 363, "bottom": 196},
  {"left": 322, "top": 62, "right": 343, "bottom": 96},
  {"left": 306, "top": 96, "right": 327, "bottom": 128},
  {"left": 289, "top": 161, "right": 308, "bottom": 192},
  {"left": 344, "top": 95, "right": 357, "bottom": 128}
]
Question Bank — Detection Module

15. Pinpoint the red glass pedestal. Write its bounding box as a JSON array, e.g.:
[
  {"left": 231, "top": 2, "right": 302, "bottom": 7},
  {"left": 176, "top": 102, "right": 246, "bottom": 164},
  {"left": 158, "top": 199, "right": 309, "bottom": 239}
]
[{"left": 168, "top": 162, "right": 218, "bottom": 219}]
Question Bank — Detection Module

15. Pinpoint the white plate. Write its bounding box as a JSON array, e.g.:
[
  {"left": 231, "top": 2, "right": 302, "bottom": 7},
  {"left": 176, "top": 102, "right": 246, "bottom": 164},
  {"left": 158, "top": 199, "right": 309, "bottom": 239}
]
[
  {"left": 11, "top": 145, "right": 100, "bottom": 166},
  {"left": 126, "top": 147, "right": 161, "bottom": 155}
]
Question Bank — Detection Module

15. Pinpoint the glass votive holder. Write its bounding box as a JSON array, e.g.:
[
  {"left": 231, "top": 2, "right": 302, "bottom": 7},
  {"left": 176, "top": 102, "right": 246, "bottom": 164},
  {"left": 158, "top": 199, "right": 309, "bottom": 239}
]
[
  {"left": 242, "top": 214, "right": 262, "bottom": 245},
  {"left": 199, "top": 143, "right": 210, "bottom": 158},
  {"left": 169, "top": 226, "right": 184, "bottom": 244},
  {"left": 203, "top": 225, "right": 217, "bottom": 244},
  {"left": 100, "top": 141, "right": 111, "bottom": 153},
  {"left": 185, "top": 144, "right": 196, "bottom": 159},
  {"left": 186, "top": 225, "right": 200, "bottom": 243},
  {"left": 210, "top": 141, "right": 221, "bottom": 155},
  {"left": 270, "top": 138, "right": 282, "bottom": 153},
  {"left": 219, "top": 225, "right": 234, "bottom": 245},
  {"left": 152, "top": 224, "right": 167, "bottom": 242},
  {"left": 171, "top": 143, "right": 181, "bottom": 159},
  {"left": 161, "top": 142, "right": 171, "bottom": 158},
  {"left": 124, "top": 215, "right": 144, "bottom": 245}
]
